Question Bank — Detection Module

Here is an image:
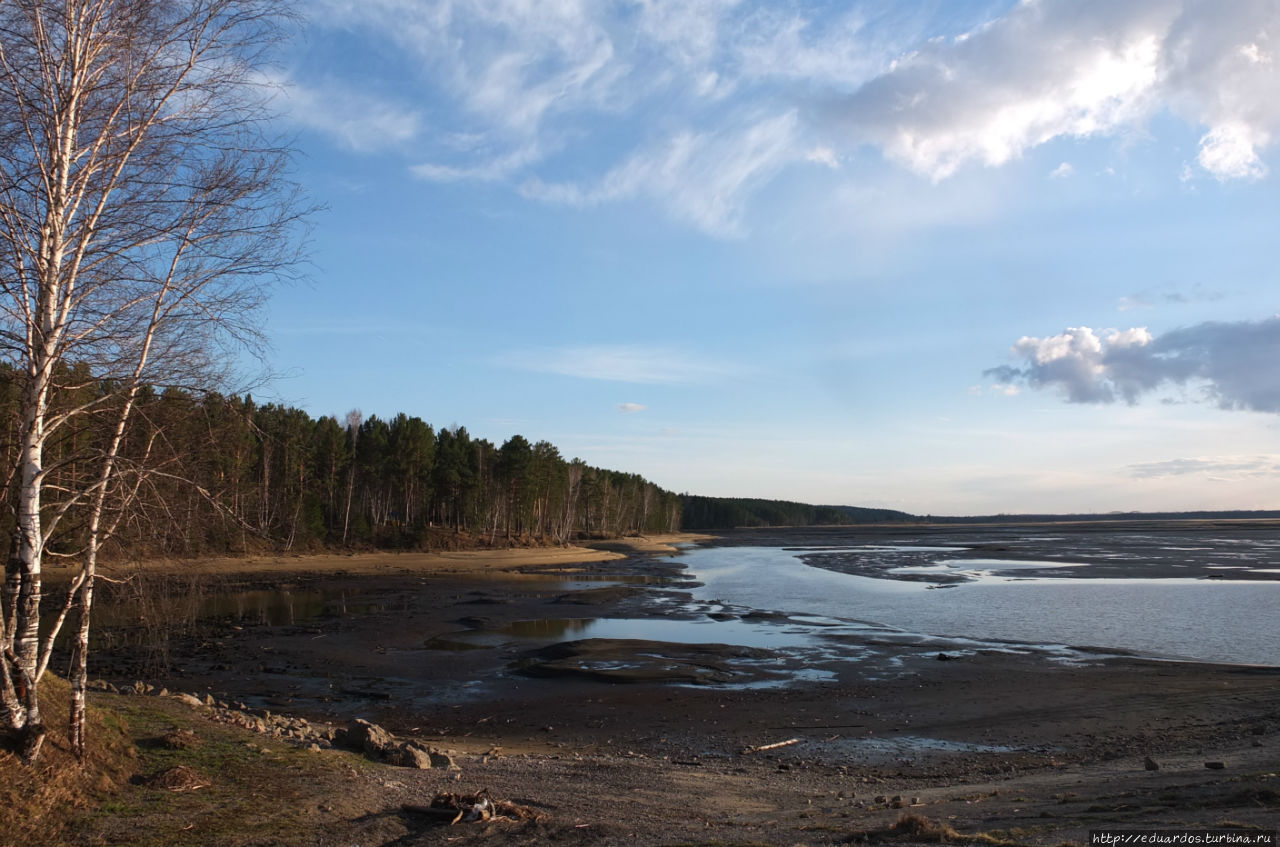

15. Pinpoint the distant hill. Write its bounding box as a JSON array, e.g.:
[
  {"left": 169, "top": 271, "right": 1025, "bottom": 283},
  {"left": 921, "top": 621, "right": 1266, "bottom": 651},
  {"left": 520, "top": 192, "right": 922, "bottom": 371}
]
[
  {"left": 678, "top": 495, "right": 1280, "bottom": 530},
  {"left": 679, "top": 496, "right": 914, "bottom": 529},
  {"left": 916, "top": 510, "right": 1280, "bottom": 524}
]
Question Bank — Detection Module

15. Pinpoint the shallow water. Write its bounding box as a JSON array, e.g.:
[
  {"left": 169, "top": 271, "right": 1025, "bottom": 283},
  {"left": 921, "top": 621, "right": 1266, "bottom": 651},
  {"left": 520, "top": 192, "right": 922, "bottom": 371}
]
[{"left": 678, "top": 545, "right": 1280, "bottom": 666}]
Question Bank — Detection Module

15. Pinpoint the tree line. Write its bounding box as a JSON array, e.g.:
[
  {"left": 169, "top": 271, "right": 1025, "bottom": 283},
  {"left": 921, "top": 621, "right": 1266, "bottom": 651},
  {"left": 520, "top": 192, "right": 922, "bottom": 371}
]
[
  {"left": 680, "top": 496, "right": 914, "bottom": 529},
  {"left": 0, "top": 372, "right": 682, "bottom": 559}
]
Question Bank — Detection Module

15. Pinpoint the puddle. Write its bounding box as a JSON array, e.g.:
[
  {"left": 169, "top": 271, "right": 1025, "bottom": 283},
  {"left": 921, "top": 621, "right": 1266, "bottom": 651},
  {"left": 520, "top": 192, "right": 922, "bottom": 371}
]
[
  {"left": 934, "top": 558, "right": 1087, "bottom": 570},
  {"left": 450, "top": 617, "right": 816, "bottom": 650}
]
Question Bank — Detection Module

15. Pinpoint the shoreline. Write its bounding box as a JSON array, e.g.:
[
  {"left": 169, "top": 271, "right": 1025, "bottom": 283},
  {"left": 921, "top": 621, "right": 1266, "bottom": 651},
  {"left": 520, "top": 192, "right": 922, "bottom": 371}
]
[
  {"left": 41, "top": 532, "right": 718, "bottom": 585},
  {"left": 50, "top": 527, "right": 1280, "bottom": 844}
]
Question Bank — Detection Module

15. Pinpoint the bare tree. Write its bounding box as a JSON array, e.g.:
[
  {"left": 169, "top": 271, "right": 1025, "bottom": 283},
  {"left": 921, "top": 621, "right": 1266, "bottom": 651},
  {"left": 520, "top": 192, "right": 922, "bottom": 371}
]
[{"left": 0, "top": 0, "right": 304, "bottom": 761}]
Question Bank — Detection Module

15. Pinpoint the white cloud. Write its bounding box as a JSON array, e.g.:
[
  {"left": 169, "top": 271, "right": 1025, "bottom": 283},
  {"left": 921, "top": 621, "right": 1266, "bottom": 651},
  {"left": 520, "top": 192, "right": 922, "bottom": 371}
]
[
  {"left": 1050, "top": 162, "right": 1074, "bottom": 179},
  {"left": 267, "top": 74, "right": 421, "bottom": 152},
  {"left": 806, "top": 146, "right": 840, "bottom": 169},
  {"left": 1196, "top": 122, "right": 1269, "bottom": 180},
  {"left": 521, "top": 112, "right": 800, "bottom": 236},
  {"left": 301, "top": 0, "right": 1280, "bottom": 234},
  {"left": 825, "top": 0, "right": 1280, "bottom": 182},
  {"left": 986, "top": 317, "right": 1280, "bottom": 411},
  {"left": 618, "top": 402, "right": 648, "bottom": 414},
  {"left": 496, "top": 345, "right": 738, "bottom": 384},
  {"left": 412, "top": 143, "right": 544, "bottom": 183}
]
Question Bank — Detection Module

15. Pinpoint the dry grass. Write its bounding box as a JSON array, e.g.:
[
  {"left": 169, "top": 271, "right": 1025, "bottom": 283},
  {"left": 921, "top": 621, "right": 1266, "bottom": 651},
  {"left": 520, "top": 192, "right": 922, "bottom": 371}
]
[{"left": 0, "top": 675, "right": 137, "bottom": 847}]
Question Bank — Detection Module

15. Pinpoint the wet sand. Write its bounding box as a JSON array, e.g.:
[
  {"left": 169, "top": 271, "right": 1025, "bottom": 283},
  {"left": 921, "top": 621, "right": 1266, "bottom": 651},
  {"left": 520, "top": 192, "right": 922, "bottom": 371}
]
[{"left": 82, "top": 526, "right": 1280, "bottom": 845}]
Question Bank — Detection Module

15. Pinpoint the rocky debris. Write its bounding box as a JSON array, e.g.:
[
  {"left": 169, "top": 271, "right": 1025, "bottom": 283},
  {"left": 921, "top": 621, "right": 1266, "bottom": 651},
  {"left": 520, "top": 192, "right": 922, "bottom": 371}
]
[
  {"left": 1144, "top": 756, "right": 1160, "bottom": 771},
  {"left": 342, "top": 718, "right": 460, "bottom": 771}
]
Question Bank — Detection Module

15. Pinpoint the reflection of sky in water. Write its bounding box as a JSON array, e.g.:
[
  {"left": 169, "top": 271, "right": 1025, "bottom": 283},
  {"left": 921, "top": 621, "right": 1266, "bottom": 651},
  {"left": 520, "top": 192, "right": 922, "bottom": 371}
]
[
  {"left": 477, "top": 617, "right": 814, "bottom": 649},
  {"left": 680, "top": 546, "right": 1280, "bottom": 666}
]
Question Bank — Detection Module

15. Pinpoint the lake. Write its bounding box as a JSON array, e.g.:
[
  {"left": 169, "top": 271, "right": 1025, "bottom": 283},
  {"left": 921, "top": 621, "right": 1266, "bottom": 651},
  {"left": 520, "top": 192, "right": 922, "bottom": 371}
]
[{"left": 674, "top": 530, "right": 1280, "bottom": 666}]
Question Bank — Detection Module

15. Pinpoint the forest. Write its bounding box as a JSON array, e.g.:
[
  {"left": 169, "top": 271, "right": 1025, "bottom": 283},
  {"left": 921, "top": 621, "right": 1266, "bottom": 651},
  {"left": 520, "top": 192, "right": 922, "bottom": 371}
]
[
  {"left": 0, "top": 367, "right": 682, "bottom": 559},
  {"left": 680, "top": 496, "right": 914, "bottom": 529}
]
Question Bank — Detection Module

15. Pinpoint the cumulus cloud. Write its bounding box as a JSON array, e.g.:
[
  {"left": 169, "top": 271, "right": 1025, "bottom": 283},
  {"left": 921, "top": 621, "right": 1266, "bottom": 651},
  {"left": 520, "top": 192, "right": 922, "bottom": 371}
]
[
  {"left": 618, "top": 402, "right": 648, "bottom": 414},
  {"left": 985, "top": 317, "right": 1280, "bottom": 411},
  {"left": 496, "top": 345, "right": 738, "bottom": 384},
  {"left": 825, "top": 0, "right": 1280, "bottom": 181}
]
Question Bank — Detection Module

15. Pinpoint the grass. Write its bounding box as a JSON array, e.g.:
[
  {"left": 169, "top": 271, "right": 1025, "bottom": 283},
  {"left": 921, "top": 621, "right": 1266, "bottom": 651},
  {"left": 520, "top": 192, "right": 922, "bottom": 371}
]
[
  {"left": 2, "top": 678, "right": 381, "bottom": 847},
  {"left": 0, "top": 675, "right": 137, "bottom": 847}
]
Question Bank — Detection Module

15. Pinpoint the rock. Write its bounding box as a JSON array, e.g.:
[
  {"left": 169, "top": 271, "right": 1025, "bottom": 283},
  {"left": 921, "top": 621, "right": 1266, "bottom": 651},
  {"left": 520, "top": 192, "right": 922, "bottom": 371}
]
[
  {"left": 174, "top": 693, "right": 205, "bottom": 708},
  {"left": 308, "top": 743, "right": 321, "bottom": 753},
  {"left": 203, "top": 694, "right": 215, "bottom": 707},
  {"left": 429, "top": 749, "right": 458, "bottom": 770},
  {"left": 936, "top": 652, "right": 955, "bottom": 661},
  {"left": 873, "top": 795, "right": 887, "bottom": 804},
  {"left": 1144, "top": 756, "right": 1160, "bottom": 771},
  {"left": 1252, "top": 740, "right": 1264, "bottom": 748},
  {"left": 347, "top": 718, "right": 397, "bottom": 758},
  {"left": 386, "top": 744, "right": 433, "bottom": 769},
  {"left": 1204, "top": 761, "right": 1226, "bottom": 770}
]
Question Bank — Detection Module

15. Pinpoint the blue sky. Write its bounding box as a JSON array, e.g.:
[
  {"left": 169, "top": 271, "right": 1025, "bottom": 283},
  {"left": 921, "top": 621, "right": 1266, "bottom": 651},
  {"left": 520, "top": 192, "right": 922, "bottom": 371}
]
[{"left": 259, "top": 0, "right": 1280, "bottom": 516}]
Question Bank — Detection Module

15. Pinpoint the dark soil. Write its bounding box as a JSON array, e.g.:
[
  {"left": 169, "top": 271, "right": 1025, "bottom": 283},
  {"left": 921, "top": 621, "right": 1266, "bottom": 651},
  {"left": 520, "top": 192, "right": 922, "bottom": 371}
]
[{"left": 33, "top": 528, "right": 1280, "bottom": 845}]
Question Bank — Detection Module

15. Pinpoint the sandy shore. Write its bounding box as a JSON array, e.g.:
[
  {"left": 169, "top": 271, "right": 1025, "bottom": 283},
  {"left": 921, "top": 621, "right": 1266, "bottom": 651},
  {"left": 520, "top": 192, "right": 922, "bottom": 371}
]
[
  {"left": 66, "top": 528, "right": 1280, "bottom": 846},
  {"left": 63, "top": 532, "right": 717, "bottom": 582}
]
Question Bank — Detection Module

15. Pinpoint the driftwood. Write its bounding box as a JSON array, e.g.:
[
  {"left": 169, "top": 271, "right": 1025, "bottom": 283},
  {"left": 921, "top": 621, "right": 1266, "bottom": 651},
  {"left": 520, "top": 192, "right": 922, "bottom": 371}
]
[
  {"left": 741, "top": 737, "right": 801, "bottom": 754},
  {"left": 403, "top": 789, "right": 548, "bottom": 825}
]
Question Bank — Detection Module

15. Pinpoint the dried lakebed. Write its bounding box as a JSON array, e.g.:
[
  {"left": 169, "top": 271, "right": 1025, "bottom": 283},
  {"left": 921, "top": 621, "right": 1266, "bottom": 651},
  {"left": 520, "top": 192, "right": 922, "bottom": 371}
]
[{"left": 74, "top": 527, "right": 1280, "bottom": 844}]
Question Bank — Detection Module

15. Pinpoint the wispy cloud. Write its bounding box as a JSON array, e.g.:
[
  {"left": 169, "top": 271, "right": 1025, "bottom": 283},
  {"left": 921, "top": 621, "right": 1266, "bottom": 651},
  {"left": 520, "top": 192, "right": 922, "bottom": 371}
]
[
  {"left": 303, "top": 0, "right": 1280, "bottom": 232},
  {"left": 986, "top": 317, "right": 1280, "bottom": 411},
  {"left": 496, "top": 345, "right": 738, "bottom": 384},
  {"left": 1129, "top": 455, "right": 1280, "bottom": 479},
  {"left": 266, "top": 73, "right": 421, "bottom": 152},
  {"left": 618, "top": 402, "right": 647, "bottom": 414},
  {"left": 520, "top": 112, "right": 800, "bottom": 236},
  {"left": 1118, "top": 284, "right": 1227, "bottom": 311}
]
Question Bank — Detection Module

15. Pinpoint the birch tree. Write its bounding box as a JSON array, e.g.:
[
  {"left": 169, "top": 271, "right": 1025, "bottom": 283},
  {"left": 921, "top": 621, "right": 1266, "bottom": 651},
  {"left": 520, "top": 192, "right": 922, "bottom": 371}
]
[{"left": 0, "top": 0, "right": 302, "bottom": 761}]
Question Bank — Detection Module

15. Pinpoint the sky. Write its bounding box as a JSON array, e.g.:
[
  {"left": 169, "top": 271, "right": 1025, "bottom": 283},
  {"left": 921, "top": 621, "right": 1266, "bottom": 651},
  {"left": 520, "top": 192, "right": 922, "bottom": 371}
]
[{"left": 259, "top": 0, "right": 1280, "bottom": 516}]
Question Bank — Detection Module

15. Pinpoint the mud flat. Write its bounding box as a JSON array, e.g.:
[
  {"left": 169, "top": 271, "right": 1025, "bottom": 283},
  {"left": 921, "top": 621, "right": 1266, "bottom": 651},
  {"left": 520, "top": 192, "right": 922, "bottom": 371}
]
[{"left": 69, "top": 528, "right": 1280, "bottom": 845}]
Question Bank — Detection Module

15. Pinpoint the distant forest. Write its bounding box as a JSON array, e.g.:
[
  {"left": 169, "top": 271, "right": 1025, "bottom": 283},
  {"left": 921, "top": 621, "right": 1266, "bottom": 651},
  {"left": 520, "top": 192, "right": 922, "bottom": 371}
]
[
  {"left": 0, "top": 371, "right": 680, "bottom": 558},
  {"left": 680, "top": 496, "right": 913, "bottom": 529},
  {"left": 9, "top": 368, "right": 1276, "bottom": 555},
  {"left": 678, "top": 496, "right": 1280, "bottom": 530}
]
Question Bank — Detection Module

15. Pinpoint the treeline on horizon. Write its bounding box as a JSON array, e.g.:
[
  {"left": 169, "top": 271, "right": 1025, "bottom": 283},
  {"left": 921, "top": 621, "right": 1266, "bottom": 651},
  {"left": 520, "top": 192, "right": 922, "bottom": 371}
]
[
  {"left": 679, "top": 494, "right": 1280, "bottom": 529},
  {"left": 0, "top": 368, "right": 681, "bottom": 558},
  {"left": 680, "top": 496, "right": 914, "bottom": 529}
]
